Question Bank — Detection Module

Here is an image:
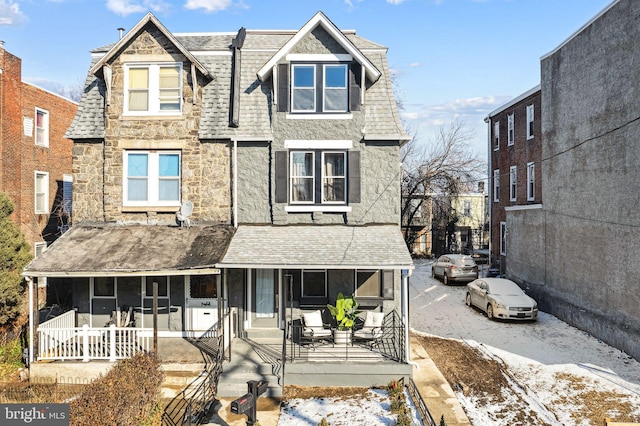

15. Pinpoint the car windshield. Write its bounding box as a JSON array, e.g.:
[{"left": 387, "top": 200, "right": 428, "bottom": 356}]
[
  {"left": 487, "top": 281, "right": 525, "bottom": 295},
  {"left": 455, "top": 257, "right": 476, "bottom": 266}
]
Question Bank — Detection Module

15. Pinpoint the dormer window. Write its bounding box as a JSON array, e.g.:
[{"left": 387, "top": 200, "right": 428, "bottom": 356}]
[
  {"left": 124, "top": 63, "right": 182, "bottom": 115},
  {"left": 291, "top": 63, "right": 348, "bottom": 113}
]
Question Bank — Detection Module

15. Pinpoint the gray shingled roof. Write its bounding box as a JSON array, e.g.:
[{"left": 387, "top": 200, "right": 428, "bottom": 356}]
[
  {"left": 66, "top": 21, "right": 408, "bottom": 142},
  {"left": 23, "top": 224, "right": 235, "bottom": 277},
  {"left": 219, "top": 225, "right": 414, "bottom": 269}
]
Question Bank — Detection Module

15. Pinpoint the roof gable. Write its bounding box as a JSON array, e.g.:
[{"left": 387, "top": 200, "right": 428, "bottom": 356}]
[
  {"left": 89, "top": 12, "right": 211, "bottom": 78},
  {"left": 257, "top": 11, "right": 380, "bottom": 83}
]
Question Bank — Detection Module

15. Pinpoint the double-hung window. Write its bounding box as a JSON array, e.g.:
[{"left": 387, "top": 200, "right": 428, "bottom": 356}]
[
  {"left": 527, "top": 162, "right": 535, "bottom": 201},
  {"left": 35, "top": 108, "right": 49, "bottom": 147},
  {"left": 125, "top": 63, "right": 182, "bottom": 115},
  {"left": 462, "top": 200, "right": 471, "bottom": 217},
  {"left": 34, "top": 171, "right": 49, "bottom": 214},
  {"left": 493, "top": 121, "right": 500, "bottom": 150},
  {"left": 493, "top": 169, "right": 500, "bottom": 202},
  {"left": 507, "top": 113, "right": 514, "bottom": 146},
  {"left": 123, "top": 151, "right": 181, "bottom": 207},
  {"left": 500, "top": 222, "right": 507, "bottom": 256},
  {"left": 291, "top": 63, "right": 349, "bottom": 113},
  {"left": 290, "top": 150, "right": 346, "bottom": 204},
  {"left": 526, "top": 104, "right": 535, "bottom": 140},
  {"left": 509, "top": 166, "right": 517, "bottom": 201}
]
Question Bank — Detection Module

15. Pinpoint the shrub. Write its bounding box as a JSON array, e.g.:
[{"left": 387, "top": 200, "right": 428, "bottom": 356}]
[
  {"left": 70, "top": 352, "right": 164, "bottom": 425},
  {"left": 317, "top": 418, "right": 329, "bottom": 426},
  {"left": 0, "top": 193, "right": 32, "bottom": 328}
]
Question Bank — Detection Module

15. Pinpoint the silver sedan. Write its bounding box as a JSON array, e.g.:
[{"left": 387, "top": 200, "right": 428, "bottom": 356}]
[{"left": 466, "top": 278, "right": 538, "bottom": 321}]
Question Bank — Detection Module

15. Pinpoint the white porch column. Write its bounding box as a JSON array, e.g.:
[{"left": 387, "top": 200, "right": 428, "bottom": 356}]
[
  {"left": 27, "top": 277, "right": 34, "bottom": 365},
  {"left": 401, "top": 269, "right": 412, "bottom": 364}
]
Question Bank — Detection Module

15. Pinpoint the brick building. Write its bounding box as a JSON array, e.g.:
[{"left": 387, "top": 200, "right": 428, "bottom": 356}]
[
  {"left": 485, "top": 85, "right": 542, "bottom": 274},
  {"left": 0, "top": 45, "right": 77, "bottom": 254}
]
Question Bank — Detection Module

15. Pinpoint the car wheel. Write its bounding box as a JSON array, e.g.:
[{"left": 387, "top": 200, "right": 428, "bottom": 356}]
[
  {"left": 432, "top": 268, "right": 436, "bottom": 279},
  {"left": 465, "top": 293, "right": 472, "bottom": 307},
  {"left": 443, "top": 273, "right": 449, "bottom": 286},
  {"left": 487, "top": 304, "right": 494, "bottom": 319}
]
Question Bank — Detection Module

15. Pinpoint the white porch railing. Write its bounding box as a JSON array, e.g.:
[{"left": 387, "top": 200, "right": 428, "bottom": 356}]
[
  {"left": 38, "top": 322, "right": 151, "bottom": 362},
  {"left": 39, "top": 309, "right": 76, "bottom": 330}
]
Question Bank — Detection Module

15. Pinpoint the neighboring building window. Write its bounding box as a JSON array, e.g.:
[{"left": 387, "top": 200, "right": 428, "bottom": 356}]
[
  {"left": 291, "top": 63, "right": 348, "bottom": 113},
  {"left": 500, "top": 222, "right": 507, "bottom": 255},
  {"left": 124, "top": 63, "right": 182, "bottom": 115},
  {"left": 526, "top": 104, "right": 535, "bottom": 140},
  {"left": 34, "top": 171, "right": 49, "bottom": 214},
  {"left": 35, "top": 108, "right": 49, "bottom": 147},
  {"left": 34, "top": 242, "right": 47, "bottom": 258},
  {"left": 123, "top": 151, "right": 181, "bottom": 206},
  {"left": 290, "top": 151, "right": 346, "bottom": 204},
  {"left": 493, "top": 169, "right": 500, "bottom": 202},
  {"left": 509, "top": 166, "right": 517, "bottom": 201},
  {"left": 462, "top": 200, "right": 471, "bottom": 217},
  {"left": 302, "top": 270, "right": 327, "bottom": 297},
  {"left": 507, "top": 113, "right": 514, "bottom": 145},
  {"left": 527, "top": 162, "right": 535, "bottom": 201},
  {"left": 493, "top": 121, "right": 500, "bottom": 150}
]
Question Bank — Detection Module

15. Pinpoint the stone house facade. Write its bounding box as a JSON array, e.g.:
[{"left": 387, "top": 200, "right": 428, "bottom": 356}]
[{"left": 0, "top": 46, "right": 77, "bottom": 253}]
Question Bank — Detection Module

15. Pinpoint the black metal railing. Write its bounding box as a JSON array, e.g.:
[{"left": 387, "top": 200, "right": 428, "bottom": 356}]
[
  {"left": 284, "top": 310, "right": 405, "bottom": 363},
  {"left": 407, "top": 377, "right": 437, "bottom": 426},
  {"left": 162, "top": 312, "right": 227, "bottom": 426}
]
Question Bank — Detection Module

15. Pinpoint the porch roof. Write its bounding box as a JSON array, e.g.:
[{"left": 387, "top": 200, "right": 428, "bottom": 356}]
[
  {"left": 217, "top": 224, "right": 414, "bottom": 270},
  {"left": 23, "top": 224, "right": 235, "bottom": 277}
]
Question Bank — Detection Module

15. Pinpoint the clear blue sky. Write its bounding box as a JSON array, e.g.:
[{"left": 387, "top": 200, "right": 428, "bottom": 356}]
[{"left": 1, "top": 0, "right": 613, "bottom": 156}]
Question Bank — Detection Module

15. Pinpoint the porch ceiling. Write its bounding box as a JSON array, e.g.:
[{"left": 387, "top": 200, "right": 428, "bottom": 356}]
[
  {"left": 23, "top": 224, "right": 235, "bottom": 277},
  {"left": 218, "top": 224, "right": 414, "bottom": 270}
]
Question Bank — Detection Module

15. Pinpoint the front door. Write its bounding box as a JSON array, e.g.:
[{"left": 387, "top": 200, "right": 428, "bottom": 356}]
[
  {"left": 250, "top": 269, "right": 278, "bottom": 328},
  {"left": 186, "top": 275, "right": 218, "bottom": 331}
]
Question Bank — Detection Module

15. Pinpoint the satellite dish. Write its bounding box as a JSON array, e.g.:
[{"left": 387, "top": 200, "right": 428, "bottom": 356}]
[{"left": 176, "top": 200, "right": 193, "bottom": 228}]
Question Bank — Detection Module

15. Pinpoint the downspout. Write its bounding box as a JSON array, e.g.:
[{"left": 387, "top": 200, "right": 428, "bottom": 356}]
[
  {"left": 402, "top": 269, "right": 418, "bottom": 368},
  {"left": 26, "top": 276, "right": 34, "bottom": 365},
  {"left": 233, "top": 139, "right": 237, "bottom": 227},
  {"left": 484, "top": 115, "right": 492, "bottom": 269}
]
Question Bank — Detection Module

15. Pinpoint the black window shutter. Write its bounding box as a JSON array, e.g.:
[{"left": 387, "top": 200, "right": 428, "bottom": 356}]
[
  {"left": 350, "top": 63, "right": 361, "bottom": 112},
  {"left": 348, "top": 151, "right": 361, "bottom": 203},
  {"left": 277, "top": 64, "right": 289, "bottom": 113},
  {"left": 275, "top": 150, "right": 288, "bottom": 203}
]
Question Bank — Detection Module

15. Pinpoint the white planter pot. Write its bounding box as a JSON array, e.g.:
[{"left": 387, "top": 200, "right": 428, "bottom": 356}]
[{"left": 333, "top": 329, "right": 352, "bottom": 346}]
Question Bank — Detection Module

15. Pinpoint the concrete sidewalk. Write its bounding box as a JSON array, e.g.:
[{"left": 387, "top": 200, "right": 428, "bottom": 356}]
[
  {"left": 409, "top": 334, "right": 471, "bottom": 426},
  {"left": 205, "top": 335, "right": 470, "bottom": 425}
]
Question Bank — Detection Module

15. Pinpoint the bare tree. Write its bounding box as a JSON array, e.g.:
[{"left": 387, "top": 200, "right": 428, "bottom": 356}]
[
  {"left": 55, "top": 79, "right": 84, "bottom": 103},
  {"left": 401, "top": 119, "right": 485, "bottom": 252}
]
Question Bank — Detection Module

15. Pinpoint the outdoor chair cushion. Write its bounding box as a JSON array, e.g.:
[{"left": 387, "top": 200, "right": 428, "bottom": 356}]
[
  {"left": 302, "top": 310, "right": 332, "bottom": 338},
  {"left": 354, "top": 311, "right": 384, "bottom": 340}
]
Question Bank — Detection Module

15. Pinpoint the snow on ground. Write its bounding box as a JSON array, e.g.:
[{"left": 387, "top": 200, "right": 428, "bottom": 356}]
[
  {"left": 410, "top": 259, "right": 640, "bottom": 425},
  {"left": 278, "top": 389, "right": 423, "bottom": 426}
]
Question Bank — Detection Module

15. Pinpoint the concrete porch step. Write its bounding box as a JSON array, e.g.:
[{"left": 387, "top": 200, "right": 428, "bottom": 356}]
[
  {"left": 161, "top": 363, "right": 207, "bottom": 398},
  {"left": 216, "top": 372, "right": 282, "bottom": 398}
]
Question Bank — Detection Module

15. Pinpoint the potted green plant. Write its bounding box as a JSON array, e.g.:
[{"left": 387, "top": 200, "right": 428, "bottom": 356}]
[{"left": 327, "top": 293, "right": 361, "bottom": 345}]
